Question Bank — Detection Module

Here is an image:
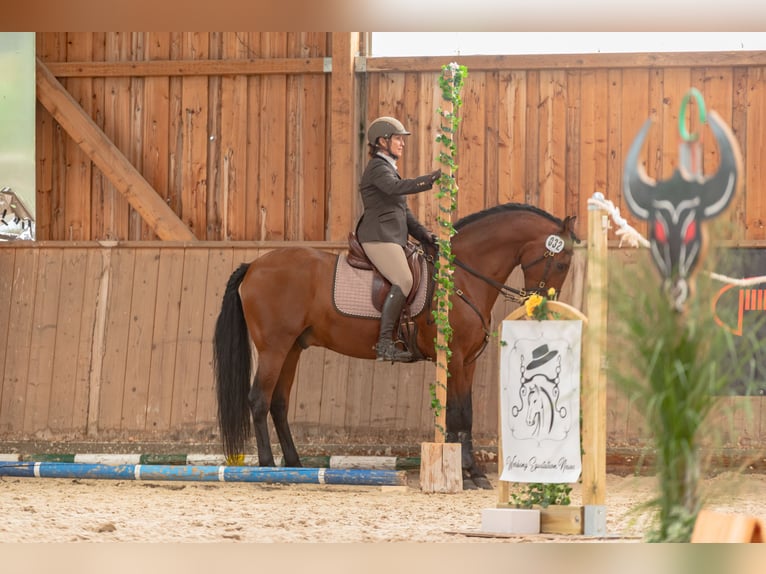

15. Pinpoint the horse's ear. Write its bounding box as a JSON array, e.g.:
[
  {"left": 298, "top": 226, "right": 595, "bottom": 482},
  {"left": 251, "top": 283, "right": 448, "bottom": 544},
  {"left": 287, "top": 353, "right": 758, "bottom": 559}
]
[{"left": 562, "top": 215, "right": 580, "bottom": 244}]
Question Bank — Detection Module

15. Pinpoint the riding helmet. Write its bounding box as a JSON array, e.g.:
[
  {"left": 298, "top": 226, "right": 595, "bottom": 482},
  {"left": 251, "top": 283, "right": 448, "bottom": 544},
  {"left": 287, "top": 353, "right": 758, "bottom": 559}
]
[{"left": 367, "top": 116, "right": 411, "bottom": 146}]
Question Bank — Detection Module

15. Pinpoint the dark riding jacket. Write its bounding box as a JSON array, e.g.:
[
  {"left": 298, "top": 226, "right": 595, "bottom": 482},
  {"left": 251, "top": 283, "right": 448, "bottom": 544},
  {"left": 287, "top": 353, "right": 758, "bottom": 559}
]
[{"left": 356, "top": 154, "right": 434, "bottom": 246}]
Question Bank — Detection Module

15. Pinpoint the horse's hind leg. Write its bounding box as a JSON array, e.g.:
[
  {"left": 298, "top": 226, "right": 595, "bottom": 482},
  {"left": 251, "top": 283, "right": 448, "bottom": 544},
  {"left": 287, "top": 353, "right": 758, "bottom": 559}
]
[
  {"left": 248, "top": 352, "right": 285, "bottom": 467},
  {"left": 271, "top": 343, "right": 303, "bottom": 467}
]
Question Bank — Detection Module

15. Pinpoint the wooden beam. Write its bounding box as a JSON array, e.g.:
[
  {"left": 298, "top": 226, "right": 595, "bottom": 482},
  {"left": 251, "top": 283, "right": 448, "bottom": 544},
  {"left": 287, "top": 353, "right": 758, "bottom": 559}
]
[
  {"left": 44, "top": 58, "right": 329, "bottom": 78},
  {"left": 35, "top": 58, "right": 196, "bottom": 242},
  {"left": 327, "top": 33, "right": 359, "bottom": 241},
  {"left": 582, "top": 209, "right": 608, "bottom": 506},
  {"left": 362, "top": 51, "right": 766, "bottom": 73}
]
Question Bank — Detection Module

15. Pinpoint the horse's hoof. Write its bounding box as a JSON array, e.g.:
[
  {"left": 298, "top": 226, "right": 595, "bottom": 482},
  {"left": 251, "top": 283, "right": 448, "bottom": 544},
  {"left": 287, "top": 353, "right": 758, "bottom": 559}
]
[{"left": 462, "top": 478, "right": 479, "bottom": 491}]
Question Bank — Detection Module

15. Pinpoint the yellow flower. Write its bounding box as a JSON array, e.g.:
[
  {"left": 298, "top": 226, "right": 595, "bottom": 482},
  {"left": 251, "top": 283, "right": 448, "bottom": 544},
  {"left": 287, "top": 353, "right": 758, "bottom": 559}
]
[
  {"left": 547, "top": 287, "right": 557, "bottom": 299},
  {"left": 525, "top": 293, "right": 544, "bottom": 317}
]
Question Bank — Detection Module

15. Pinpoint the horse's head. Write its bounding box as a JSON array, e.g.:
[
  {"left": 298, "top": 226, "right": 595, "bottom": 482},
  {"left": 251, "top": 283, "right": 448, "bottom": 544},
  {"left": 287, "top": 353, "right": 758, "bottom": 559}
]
[
  {"left": 624, "top": 110, "right": 741, "bottom": 311},
  {"left": 519, "top": 215, "right": 579, "bottom": 297}
]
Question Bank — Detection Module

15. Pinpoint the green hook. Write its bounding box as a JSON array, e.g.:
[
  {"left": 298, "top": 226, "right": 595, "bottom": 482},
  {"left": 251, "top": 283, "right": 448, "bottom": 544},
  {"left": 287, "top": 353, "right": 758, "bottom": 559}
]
[{"left": 678, "top": 88, "right": 707, "bottom": 142}]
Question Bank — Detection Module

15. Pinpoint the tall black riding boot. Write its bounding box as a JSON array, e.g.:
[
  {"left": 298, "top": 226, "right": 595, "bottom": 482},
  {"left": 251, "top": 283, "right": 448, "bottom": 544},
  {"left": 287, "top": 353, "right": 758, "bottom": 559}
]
[{"left": 375, "top": 285, "right": 413, "bottom": 363}]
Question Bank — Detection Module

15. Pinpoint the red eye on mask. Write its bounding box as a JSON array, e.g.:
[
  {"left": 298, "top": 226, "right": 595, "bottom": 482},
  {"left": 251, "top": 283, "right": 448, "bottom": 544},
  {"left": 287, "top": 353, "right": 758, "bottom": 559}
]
[
  {"left": 683, "top": 220, "right": 697, "bottom": 244},
  {"left": 654, "top": 220, "right": 667, "bottom": 243}
]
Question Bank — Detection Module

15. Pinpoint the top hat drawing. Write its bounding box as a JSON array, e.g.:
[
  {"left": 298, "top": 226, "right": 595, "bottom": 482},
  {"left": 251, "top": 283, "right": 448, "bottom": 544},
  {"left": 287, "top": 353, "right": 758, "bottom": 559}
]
[{"left": 526, "top": 344, "right": 558, "bottom": 370}]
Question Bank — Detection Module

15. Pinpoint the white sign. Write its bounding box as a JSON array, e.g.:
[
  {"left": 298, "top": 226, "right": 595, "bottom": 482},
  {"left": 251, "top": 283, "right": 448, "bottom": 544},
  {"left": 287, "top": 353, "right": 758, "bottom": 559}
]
[{"left": 499, "top": 319, "right": 582, "bottom": 483}]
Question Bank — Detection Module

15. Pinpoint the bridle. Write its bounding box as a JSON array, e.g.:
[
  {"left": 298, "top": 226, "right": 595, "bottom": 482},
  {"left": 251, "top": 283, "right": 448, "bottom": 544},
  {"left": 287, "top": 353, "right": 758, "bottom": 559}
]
[{"left": 446, "top": 244, "right": 573, "bottom": 364}]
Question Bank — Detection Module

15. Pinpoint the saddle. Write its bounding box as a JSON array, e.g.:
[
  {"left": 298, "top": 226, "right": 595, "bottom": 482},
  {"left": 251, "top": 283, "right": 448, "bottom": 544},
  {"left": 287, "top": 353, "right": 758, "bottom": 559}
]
[{"left": 346, "top": 232, "right": 424, "bottom": 312}]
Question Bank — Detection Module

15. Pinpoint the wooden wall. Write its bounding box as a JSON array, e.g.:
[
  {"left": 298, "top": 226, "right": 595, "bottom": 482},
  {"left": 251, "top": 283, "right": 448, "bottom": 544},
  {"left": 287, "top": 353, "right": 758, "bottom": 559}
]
[
  {"left": 0, "top": 241, "right": 573, "bottom": 447},
  {"left": 34, "top": 34, "right": 766, "bottom": 246},
  {"left": 6, "top": 34, "right": 766, "bottom": 455}
]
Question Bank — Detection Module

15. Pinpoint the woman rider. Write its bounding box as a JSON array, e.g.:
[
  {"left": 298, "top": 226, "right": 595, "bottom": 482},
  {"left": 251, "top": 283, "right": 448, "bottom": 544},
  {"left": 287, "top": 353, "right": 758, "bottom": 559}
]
[{"left": 356, "top": 116, "right": 441, "bottom": 362}]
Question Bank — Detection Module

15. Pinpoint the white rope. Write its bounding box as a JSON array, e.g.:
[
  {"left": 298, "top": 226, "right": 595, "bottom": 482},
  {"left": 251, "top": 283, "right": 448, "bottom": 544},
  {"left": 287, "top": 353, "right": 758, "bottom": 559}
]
[
  {"left": 588, "top": 192, "right": 766, "bottom": 287},
  {"left": 587, "top": 192, "right": 650, "bottom": 248}
]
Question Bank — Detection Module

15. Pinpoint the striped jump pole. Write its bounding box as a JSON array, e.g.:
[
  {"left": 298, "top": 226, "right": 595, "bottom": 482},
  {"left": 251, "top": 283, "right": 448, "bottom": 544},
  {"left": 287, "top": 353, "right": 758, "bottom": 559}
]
[{"left": 0, "top": 461, "right": 407, "bottom": 486}]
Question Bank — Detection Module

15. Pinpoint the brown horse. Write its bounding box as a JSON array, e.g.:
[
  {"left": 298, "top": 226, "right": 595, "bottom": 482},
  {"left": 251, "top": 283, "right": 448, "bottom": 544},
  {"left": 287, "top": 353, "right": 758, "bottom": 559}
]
[{"left": 213, "top": 203, "right": 579, "bottom": 489}]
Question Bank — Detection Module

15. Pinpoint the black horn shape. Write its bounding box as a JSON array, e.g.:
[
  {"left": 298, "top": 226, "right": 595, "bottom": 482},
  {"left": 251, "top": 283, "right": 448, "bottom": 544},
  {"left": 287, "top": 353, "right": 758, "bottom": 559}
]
[
  {"left": 622, "top": 118, "right": 655, "bottom": 220},
  {"left": 699, "top": 110, "right": 740, "bottom": 219}
]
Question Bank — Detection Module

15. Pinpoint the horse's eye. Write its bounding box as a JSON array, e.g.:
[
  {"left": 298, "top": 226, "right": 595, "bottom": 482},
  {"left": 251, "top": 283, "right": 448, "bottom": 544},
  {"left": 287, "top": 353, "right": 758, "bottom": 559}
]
[{"left": 556, "top": 263, "right": 568, "bottom": 271}]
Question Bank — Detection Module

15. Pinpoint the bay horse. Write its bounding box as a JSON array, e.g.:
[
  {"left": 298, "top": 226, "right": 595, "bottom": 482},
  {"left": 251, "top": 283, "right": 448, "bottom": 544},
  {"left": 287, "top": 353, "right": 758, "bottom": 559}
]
[{"left": 213, "top": 203, "right": 579, "bottom": 489}]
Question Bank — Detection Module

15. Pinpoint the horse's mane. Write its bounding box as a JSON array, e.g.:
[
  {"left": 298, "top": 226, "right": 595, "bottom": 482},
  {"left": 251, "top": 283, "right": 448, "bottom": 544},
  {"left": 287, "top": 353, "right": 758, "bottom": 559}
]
[{"left": 454, "top": 203, "right": 562, "bottom": 231}]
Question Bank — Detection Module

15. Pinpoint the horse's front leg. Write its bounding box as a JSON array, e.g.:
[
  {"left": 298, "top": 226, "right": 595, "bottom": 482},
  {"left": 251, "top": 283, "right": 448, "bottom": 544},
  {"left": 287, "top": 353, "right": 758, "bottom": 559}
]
[{"left": 445, "top": 360, "right": 493, "bottom": 490}]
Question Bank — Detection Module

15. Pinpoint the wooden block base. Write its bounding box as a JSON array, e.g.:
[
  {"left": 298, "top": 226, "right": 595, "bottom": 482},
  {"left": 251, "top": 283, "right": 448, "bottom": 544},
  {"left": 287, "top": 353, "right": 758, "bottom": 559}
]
[{"left": 419, "top": 442, "right": 462, "bottom": 494}]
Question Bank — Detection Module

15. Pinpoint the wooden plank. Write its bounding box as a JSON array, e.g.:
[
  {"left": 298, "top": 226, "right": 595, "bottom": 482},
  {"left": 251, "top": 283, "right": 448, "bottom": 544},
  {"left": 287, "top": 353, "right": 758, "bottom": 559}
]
[
  {"left": 37, "top": 33, "right": 67, "bottom": 241},
  {"left": 104, "top": 32, "right": 131, "bottom": 240},
  {"left": 180, "top": 32, "right": 210, "bottom": 240},
  {"left": 45, "top": 57, "right": 330, "bottom": 77},
  {"left": 23, "top": 248, "right": 62, "bottom": 433},
  {"left": 368, "top": 361, "right": 401, "bottom": 431},
  {"left": 619, "top": 68, "right": 650, "bottom": 232},
  {"left": 578, "top": 70, "right": 602, "bottom": 219},
  {"left": 0, "top": 249, "right": 38, "bottom": 433},
  {"left": 292, "top": 347, "right": 326, "bottom": 434},
  {"left": 48, "top": 248, "right": 90, "bottom": 431},
  {"left": 206, "top": 33, "right": 223, "bottom": 240},
  {"left": 171, "top": 249, "right": 210, "bottom": 428},
  {"left": 458, "top": 72, "right": 487, "bottom": 217},
  {"left": 195, "top": 246, "right": 234, "bottom": 424},
  {"left": 72, "top": 248, "right": 103, "bottom": 432},
  {"left": 98, "top": 247, "right": 136, "bottom": 432},
  {"left": 730, "top": 67, "right": 749, "bottom": 241},
  {"left": 319, "top": 351, "right": 351, "bottom": 431},
  {"left": 284, "top": 33, "right": 302, "bottom": 241},
  {"left": 524, "top": 70, "right": 540, "bottom": 205},
  {"left": 299, "top": 32, "right": 328, "bottom": 240},
  {"left": 145, "top": 247, "right": 185, "bottom": 432},
  {"left": 745, "top": 67, "right": 766, "bottom": 240},
  {"left": 63, "top": 32, "right": 92, "bottom": 240},
  {"left": 89, "top": 33, "right": 107, "bottom": 241},
  {"left": 36, "top": 57, "right": 196, "bottom": 241},
  {"left": 220, "top": 33, "right": 250, "bottom": 240},
  {"left": 255, "top": 32, "right": 287, "bottom": 241},
  {"left": 344, "top": 356, "right": 375, "bottom": 434},
  {"left": 244, "top": 33, "right": 263, "bottom": 240},
  {"left": 605, "top": 69, "right": 622, "bottom": 214},
  {"left": 141, "top": 32, "right": 172, "bottom": 241},
  {"left": 564, "top": 70, "right": 581, "bottom": 220},
  {"left": 129, "top": 33, "right": 147, "bottom": 240},
  {"left": 327, "top": 32, "right": 360, "bottom": 241},
  {"left": 485, "top": 70, "right": 500, "bottom": 208},
  {"left": 296, "top": 32, "right": 328, "bottom": 241},
  {"left": 498, "top": 70, "right": 527, "bottom": 205},
  {"left": 120, "top": 247, "right": 160, "bottom": 430},
  {"left": 0, "top": 249, "right": 15, "bottom": 406},
  {"left": 538, "top": 69, "right": 567, "bottom": 216},
  {"left": 394, "top": 358, "right": 427, "bottom": 434},
  {"left": 364, "top": 52, "right": 766, "bottom": 74},
  {"left": 659, "top": 68, "right": 692, "bottom": 180}
]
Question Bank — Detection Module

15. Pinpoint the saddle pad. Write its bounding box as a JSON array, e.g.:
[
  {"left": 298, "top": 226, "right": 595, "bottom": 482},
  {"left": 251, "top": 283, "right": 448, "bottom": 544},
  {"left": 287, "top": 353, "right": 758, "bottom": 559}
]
[{"left": 333, "top": 253, "right": 429, "bottom": 319}]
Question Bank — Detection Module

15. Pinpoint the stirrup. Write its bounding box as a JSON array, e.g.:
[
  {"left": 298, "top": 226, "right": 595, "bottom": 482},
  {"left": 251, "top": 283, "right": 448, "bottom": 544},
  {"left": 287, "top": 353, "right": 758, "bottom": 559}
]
[{"left": 375, "top": 341, "right": 413, "bottom": 363}]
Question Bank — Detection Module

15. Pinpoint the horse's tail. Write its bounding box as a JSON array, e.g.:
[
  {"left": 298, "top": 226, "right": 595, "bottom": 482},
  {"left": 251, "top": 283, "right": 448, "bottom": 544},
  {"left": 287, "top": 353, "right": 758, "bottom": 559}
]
[{"left": 213, "top": 262, "right": 253, "bottom": 459}]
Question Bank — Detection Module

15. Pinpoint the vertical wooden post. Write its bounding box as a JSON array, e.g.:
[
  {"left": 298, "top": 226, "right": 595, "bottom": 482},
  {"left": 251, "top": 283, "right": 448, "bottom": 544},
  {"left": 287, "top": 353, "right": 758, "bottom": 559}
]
[
  {"left": 582, "top": 207, "right": 608, "bottom": 511},
  {"left": 328, "top": 32, "right": 360, "bottom": 241},
  {"left": 433, "top": 68, "right": 454, "bottom": 443}
]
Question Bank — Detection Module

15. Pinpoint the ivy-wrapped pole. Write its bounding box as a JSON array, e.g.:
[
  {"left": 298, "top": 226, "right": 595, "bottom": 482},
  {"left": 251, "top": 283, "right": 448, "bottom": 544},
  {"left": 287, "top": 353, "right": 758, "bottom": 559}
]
[{"left": 431, "top": 62, "right": 467, "bottom": 443}]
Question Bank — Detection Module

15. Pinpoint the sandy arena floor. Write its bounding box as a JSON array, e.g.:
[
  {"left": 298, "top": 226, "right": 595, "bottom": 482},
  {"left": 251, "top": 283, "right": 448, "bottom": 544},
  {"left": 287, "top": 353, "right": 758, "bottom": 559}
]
[{"left": 1, "top": 470, "right": 765, "bottom": 543}]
